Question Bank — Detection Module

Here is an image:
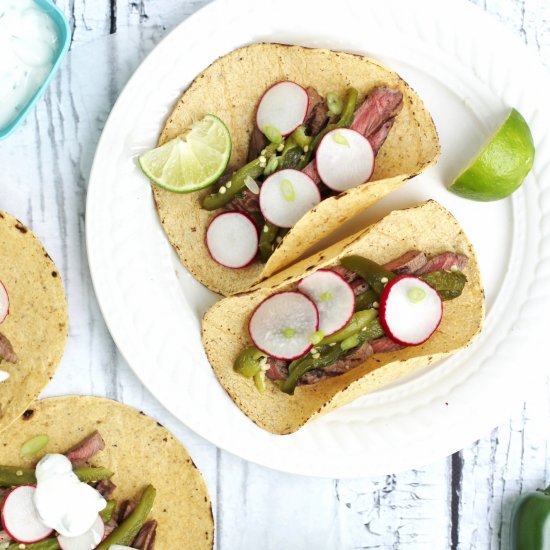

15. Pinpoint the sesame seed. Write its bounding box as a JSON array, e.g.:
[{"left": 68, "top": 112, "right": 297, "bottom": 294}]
[
  {"left": 261, "top": 149, "right": 267, "bottom": 156},
  {"left": 277, "top": 143, "right": 284, "bottom": 152},
  {"left": 263, "top": 225, "right": 269, "bottom": 233},
  {"left": 16, "top": 470, "right": 23, "bottom": 476},
  {"left": 381, "top": 277, "right": 388, "bottom": 283},
  {"left": 451, "top": 265, "right": 459, "bottom": 272},
  {"left": 226, "top": 181, "right": 232, "bottom": 188},
  {"left": 373, "top": 301, "right": 379, "bottom": 309},
  {"left": 304, "top": 145, "right": 309, "bottom": 152},
  {"left": 329, "top": 342, "right": 337, "bottom": 347},
  {"left": 300, "top": 155, "right": 305, "bottom": 161},
  {"left": 259, "top": 156, "right": 266, "bottom": 164},
  {"left": 219, "top": 186, "right": 226, "bottom": 194}
]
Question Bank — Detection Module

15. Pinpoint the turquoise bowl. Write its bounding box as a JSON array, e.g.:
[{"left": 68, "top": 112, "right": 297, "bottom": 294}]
[{"left": 0, "top": 0, "right": 71, "bottom": 140}]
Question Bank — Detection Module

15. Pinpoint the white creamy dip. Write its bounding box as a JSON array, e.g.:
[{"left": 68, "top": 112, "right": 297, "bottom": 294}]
[
  {"left": 33, "top": 454, "right": 106, "bottom": 538},
  {"left": 0, "top": 0, "right": 58, "bottom": 128},
  {"left": 0, "top": 370, "right": 9, "bottom": 383}
]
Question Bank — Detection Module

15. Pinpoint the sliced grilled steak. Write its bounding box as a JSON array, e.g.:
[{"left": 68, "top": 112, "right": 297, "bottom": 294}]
[
  {"left": 368, "top": 117, "right": 396, "bottom": 156},
  {"left": 226, "top": 188, "right": 260, "bottom": 215},
  {"left": 415, "top": 252, "right": 468, "bottom": 275},
  {"left": 265, "top": 357, "right": 289, "bottom": 381},
  {"left": 103, "top": 519, "right": 118, "bottom": 538},
  {"left": 330, "top": 265, "right": 357, "bottom": 283},
  {"left": 350, "top": 277, "right": 368, "bottom": 295},
  {"left": 383, "top": 250, "right": 427, "bottom": 275},
  {"left": 132, "top": 520, "right": 157, "bottom": 550},
  {"left": 65, "top": 431, "right": 105, "bottom": 464},
  {"left": 299, "top": 341, "right": 373, "bottom": 385},
  {"left": 93, "top": 479, "right": 116, "bottom": 500},
  {"left": 247, "top": 127, "right": 268, "bottom": 162},
  {"left": 304, "top": 87, "right": 329, "bottom": 137},
  {"left": 0, "top": 333, "right": 17, "bottom": 364},
  {"left": 370, "top": 337, "right": 405, "bottom": 353},
  {"left": 350, "top": 87, "right": 403, "bottom": 138},
  {"left": 118, "top": 500, "right": 136, "bottom": 523}
]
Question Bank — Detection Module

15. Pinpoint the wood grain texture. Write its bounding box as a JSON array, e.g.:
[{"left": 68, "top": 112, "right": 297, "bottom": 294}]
[{"left": 0, "top": 0, "right": 547, "bottom": 548}]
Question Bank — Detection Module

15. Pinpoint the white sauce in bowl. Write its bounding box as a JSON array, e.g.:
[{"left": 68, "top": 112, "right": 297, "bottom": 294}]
[{"left": 0, "top": 0, "right": 58, "bottom": 128}]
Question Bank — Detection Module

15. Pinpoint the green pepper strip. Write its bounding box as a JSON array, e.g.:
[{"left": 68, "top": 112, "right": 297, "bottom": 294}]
[
  {"left": 355, "top": 288, "right": 378, "bottom": 311},
  {"left": 100, "top": 499, "right": 117, "bottom": 523},
  {"left": 281, "top": 317, "right": 384, "bottom": 395},
  {"left": 290, "top": 125, "right": 312, "bottom": 149},
  {"left": 340, "top": 255, "right": 395, "bottom": 295},
  {"left": 96, "top": 485, "right": 157, "bottom": 550},
  {"left": 0, "top": 465, "right": 113, "bottom": 487},
  {"left": 258, "top": 222, "right": 280, "bottom": 263},
  {"left": 234, "top": 346, "right": 265, "bottom": 378},
  {"left": 310, "top": 87, "right": 358, "bottom": 152},
  {"left": 320, "top": 310, "right": 378, "bottom": 345},
  {"left": 201, "top": 142, "right": 279, "bottom": 210},
  {"left": 419, "top": 270, "right": 467, "bottom": 301},
  {"left": 7, "top": 539, "right": 60, "bottom": 550}
]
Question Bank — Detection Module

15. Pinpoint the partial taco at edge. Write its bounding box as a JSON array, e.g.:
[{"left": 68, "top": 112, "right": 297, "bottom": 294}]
[
  {"left": 147, "top": 43, "right": 440, "bottom": 296},
  {"left": 0, "top": 212, "right": 68, "bottom": 434},
  {"left": 0, "top": 396, "right": 213, "bottom": 548},
  {"left": 202, "top": 201, "right": 485, "bottom": 435}
]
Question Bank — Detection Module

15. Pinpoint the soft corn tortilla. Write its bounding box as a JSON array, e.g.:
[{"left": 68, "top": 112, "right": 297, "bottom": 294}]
[
  {"left": 0, "top": 212, "right": 68, "bottom": 433},
  {"left": 202, "top": 201, "right": 485, "bottom": 435},
  {"left": 0, "top": 396, "right": 213, "bottom": 548},
  {"left": 153, "top": 42, "right": 440, "bottom": 296}
]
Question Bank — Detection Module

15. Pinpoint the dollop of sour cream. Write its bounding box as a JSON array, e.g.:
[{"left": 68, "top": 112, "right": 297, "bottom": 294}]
[
  {"left": 33, "top": 454, "right": 106, "bottom": 538},
  {"left": 0, "top": 370, "right": 9, "bottom": 383},
  {"left": 0, "top": 0, "right": 58, "bottom": 128}
]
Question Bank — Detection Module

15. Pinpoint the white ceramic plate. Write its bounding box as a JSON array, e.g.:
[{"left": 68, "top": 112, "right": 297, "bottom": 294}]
[{"left": 86, "top": 0, "right": 550, "bottom": 477}]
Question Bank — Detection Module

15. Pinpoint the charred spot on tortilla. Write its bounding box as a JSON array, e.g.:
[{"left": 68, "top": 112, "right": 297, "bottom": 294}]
[{"left": 22, "top": 409, "right": 34, "bottom": 420}]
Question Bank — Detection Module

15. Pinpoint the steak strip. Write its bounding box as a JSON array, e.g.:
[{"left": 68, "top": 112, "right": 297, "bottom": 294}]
[
  {"left": 93, "top": 479, "right": 117, "bottom": 500},
  {"left": 65, "top": 431, "right": 105, "bottom": 464},
  {"left": 0, "top": 333, "right": 17, "bottom": 364},
  {"left": 415, "top": 252, "right": 468, "bottom": 274},
  {"left": 118, "top": 500, "right": 136, "bottom": 523},
  {"left": 132, "top": 519, "right": 158, "bottom": 550}
]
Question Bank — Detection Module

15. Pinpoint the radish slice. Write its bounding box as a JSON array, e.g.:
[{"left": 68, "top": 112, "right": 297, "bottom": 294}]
[
  {"left": 248, "top": 291, "right": 319, "bottom": 360},
  {"left": 298, "top": 270, "right": 355, "bottom": 336},
  {"left": 256, "top": 81, "right": 309, "bottom": 137},
  {"left": 0, "top": 281, "right": 9, "bottom": 324},
  {"left": 1, "top": 486, "right": 53, "bottom": 543},
  {"left": 379, "top": 275, "right": 442, "bottom": 346},
  {"left": 57, "top": 515, "right": 105, "bottom": 550},
  {"left": 259, "top": 169, "right": 321, "bottom": 228},
  {"left": 315, "top": 128, "right": 375, "bottom": 192},
  {"left": 206, "top": 212, "right": 259, "bottom": 269}
]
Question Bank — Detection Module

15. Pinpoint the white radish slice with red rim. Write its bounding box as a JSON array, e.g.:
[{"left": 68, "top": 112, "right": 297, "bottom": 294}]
[
  {"left": 1, "top": 485, "right": 53, "bottom": 543},
  {"left": 248, "top": 291, "right": 319, "bottom": 360},
  {"left": 298, "top": 269, "right": 355, "bottom": 336},
  {"left": 315, "top": 128, "right": 375, "bottom": 192},
  {"left": 57, "top": 515, "right": 105, "bottom": 550},
  {"left": 259, "top": 169, "right": 321, "bottom": 228},
  {"left": 379, "top": 275, "right": 442, "bottom": 346},
  {"left": 0, "top": 281, "right": 9, "bottom": 324},
  {"left": 206, "top": 212, "right": 259, "bottom": 269},
  {"left": 256, "top": 81, "right": 309, "bottom": 138}
]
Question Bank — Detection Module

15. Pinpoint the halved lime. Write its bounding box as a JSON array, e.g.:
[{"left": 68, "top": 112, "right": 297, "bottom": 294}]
[
  {"left": 449, "top": 108, "right": 535, "bottom": 201},
  {"left": 139, "top": 114, "right": 231, "bottom": 193}
]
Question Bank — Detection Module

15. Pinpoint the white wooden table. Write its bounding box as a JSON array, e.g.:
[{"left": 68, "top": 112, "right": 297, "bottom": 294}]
[{"left": 1, "top": 0, "right": 549, "bottom": 548}]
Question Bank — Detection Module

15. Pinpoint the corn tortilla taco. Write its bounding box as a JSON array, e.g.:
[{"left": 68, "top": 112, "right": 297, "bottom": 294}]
[
  {"left": 149, "top": 43, "right": 440, "bottom": 295},
  {"left": 202, "top": 201, "right": 484, "bottom": 435},
  {"left": 0, "top": 212, "right": 67, "bottom": 434},
  {"left": 0, "top": 396, "right": 213, "bottom": 548}
]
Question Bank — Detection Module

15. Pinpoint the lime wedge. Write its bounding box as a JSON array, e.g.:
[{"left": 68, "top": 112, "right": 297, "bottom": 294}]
[
  {"left": 139, "top": 114, "right": 231, "bottom": 193},
  {"left": 449, "top": 108, "right": 535, "bottom": 201}
]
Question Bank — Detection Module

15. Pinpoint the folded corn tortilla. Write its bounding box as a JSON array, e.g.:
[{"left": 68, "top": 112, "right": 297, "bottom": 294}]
[
  {"left": 0, "top": 212, "right": 68, "bottom": 433},
  {"left": 202, "top": 201, "right": 485, "bottom": 435},
  {"left": 153, "top": 42, "right": 440, "bottom": 295},
  {"left": 0, "top": 396, "right": 214, "bottom": 548}
]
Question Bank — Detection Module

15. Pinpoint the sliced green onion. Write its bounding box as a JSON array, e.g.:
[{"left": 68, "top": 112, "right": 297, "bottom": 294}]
[
  {"left": 281, "top": 179, "right": 296, "bottom": 202},
  {"left": 263, "top": 154, "right": 279, "bottom": 176},
  {"left": 20, "top": 434, "right": 49, "bottom": 457},
  {"left": 309, "top": 330, "right": 325, "bottom": 345},
  {"left": 340, "top": 334, "right": 360, "bottom": 351},
  {"left": 290, "top": 125, "right": 312, "bottom": 149},
  {"left": 408, "top": 287, "right": 426, "bottom": 303},
  {"left": 244, "top": 175, "right": 260, "bottom": 194},
  {"left": 326, "top": 92, "right": 343, "bottom": 116},
  {"left": 332, "top": 131, "right": 349, "bottom": 146},
  {"left": 319, "top": 291, "right": 333, "bottom": 302},
  {"left": 263, "top": 125, "right": 283, "bottom": 144}
]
